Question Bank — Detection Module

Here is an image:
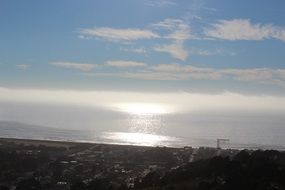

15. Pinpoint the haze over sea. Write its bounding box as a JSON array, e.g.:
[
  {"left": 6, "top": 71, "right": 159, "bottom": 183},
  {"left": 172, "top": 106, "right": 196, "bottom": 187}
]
[{"left": 1, "top": 89, "right": 285, "bottom": 150}]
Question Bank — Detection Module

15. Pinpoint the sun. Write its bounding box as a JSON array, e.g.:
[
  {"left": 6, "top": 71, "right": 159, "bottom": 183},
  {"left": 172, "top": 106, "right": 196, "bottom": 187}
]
[{"left": 116, "top": 102, "right": 170, "bottom": 115}]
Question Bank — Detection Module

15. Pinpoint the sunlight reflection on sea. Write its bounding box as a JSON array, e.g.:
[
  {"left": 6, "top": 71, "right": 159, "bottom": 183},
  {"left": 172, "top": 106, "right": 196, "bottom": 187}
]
[
  {"left": 101, "top": 132, "right": 179, "bottom": 147},
  {"left": 100, "top": 102, "right": 178, "bottom": 146}
]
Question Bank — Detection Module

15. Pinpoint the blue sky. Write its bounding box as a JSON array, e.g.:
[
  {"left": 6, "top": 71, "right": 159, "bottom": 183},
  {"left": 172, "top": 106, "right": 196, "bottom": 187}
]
[{"left": 1, "top": 0, "right": 285, "bottom": 94}]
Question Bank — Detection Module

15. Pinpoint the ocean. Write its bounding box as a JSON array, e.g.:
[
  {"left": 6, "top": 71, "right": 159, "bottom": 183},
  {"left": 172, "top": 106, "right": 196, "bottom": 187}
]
[{"left": 1, "top": 101, "right": 285, "bottom": 150}]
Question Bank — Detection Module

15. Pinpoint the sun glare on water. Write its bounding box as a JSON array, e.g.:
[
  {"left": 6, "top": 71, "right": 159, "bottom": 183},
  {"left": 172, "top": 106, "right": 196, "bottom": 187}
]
[
  {"left": 102, "top": 132, "right": 178, "bottom": 147},
  {"left": 104, "top": 102, "right": 175, "bottom": 146}
]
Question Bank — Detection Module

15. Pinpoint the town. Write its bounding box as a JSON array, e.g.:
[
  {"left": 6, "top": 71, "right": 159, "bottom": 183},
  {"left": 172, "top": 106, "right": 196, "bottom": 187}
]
[{"left": 0, "top": 138, "right": 284, "bottom": 190}]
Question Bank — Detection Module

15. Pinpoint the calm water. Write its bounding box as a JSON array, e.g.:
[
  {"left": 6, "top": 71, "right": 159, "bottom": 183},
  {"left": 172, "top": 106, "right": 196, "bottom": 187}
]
[{"left": 1, "top": 102, "right": 285, "bottom": 150}]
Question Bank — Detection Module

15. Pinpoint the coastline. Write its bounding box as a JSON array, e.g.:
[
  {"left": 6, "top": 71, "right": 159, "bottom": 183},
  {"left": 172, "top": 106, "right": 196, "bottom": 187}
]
[
  {"left": 1, "top": 136, "right": 285, "bottom": 151},
  {"left": 0, "top": 137, "right": 181, "bottom": 150}
]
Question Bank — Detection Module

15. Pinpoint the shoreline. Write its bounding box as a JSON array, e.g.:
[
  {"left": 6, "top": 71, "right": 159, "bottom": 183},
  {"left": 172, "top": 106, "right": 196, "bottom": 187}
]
[
  {"left": 1, "top": 136, "right": 284, "bottom": 151},
  {"left": 0, "top": 137, "right": 183, "bottom": 150}
]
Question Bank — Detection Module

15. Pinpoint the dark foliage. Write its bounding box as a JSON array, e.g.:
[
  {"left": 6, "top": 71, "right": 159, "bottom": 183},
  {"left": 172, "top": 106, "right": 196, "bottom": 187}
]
[
  {"left": 16, "top": 178, "right": 41, "bottom": 190},
  {"left": 135, "top": 150, "right": 285, "bottom": 190},
  {"left": 70, "top": 180, "right": 87, "bottom": 190}
]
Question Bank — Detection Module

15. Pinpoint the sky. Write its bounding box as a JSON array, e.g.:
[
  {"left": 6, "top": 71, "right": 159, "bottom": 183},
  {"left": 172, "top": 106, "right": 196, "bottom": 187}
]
[
  {"left": 2, "top": 1, "right": 285, "bottom": 148},
  {"left": 0, "top": 0, "right": 285, "bottom": 95}
]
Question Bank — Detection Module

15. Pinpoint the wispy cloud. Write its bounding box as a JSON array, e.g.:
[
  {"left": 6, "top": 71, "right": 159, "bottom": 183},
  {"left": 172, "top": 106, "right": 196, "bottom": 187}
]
[
  {"left": 153, "top": 18, "right": 195, "bottom": 40},
  {"left": 189, "top": 48, "right": 222, "bottom": 56},
  {"left": 144, "top": 0, "right": 176, "bottom": 7},
  {"left": 84, "top": 63, "right": 285, "bottom": 87},
  {"left": 50, "top": 62, "right": 97, "bottom": 71},
  {"left": 188, "top": 47, "right": 236, "bottom": 56},
  {"left": 152, "top": 19, "right": 194, "bottom": 60},
  {"left": 88, "top": 71, "right": 191, "bottom": 81},
  {"left": 150, "top": 64, "right": 221, "bottom": 80},
  {"left": 79, "top": 27, "right": 159, "bottom": 42},
  {"left": 221, "top": 68, "right": 273, "bottom": 81},
  {"left": 78, "top": 18, "right": 285, "bottom": 51},
  {"left": 204, "top": 19, "right": 285, "bottom": 41},
  {"left": 154, "top": 41, "right": 188, "bottom": 61},
  {"left": 150, "top": 64, "right": 283, "bottom": 82},
  {"left": 105, "top": 60, "right": 147, "bottom": 68},
  {"left": 16, "top": 64, "right": 30, "bottom": 70},
  {"left": 184, "top": 0, "right": 213, "bottom": 21},
  {"left": 120, "top": 47, "right": 147, "bottom": 54}
]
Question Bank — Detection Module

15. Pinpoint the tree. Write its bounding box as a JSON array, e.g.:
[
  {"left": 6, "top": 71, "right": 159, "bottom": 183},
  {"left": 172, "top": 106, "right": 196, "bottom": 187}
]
[{"left": 16, "top": 178, "right": 41, "bottom": 190}]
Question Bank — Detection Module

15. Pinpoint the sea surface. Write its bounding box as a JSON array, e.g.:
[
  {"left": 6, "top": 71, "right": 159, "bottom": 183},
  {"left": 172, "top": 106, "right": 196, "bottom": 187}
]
[{"left": 1, "top": 102, "right": 285, "bottom": 150}]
